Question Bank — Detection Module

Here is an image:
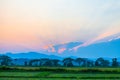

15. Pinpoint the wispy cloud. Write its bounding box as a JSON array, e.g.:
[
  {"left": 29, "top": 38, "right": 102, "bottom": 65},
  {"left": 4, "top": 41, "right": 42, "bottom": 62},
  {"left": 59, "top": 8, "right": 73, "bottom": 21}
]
[
  {"left": 58, "top": 48, "right": 66, "bottom": 54},
  {"left": 72, "top": 31, "right": 120, "bottom": 51},
  {"left": 42, "top": 44, "right": 56, "bottom": 53}
]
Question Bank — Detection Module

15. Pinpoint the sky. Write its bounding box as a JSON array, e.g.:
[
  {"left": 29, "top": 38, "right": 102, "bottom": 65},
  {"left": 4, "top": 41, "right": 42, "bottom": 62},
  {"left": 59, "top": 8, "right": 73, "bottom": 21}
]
[{"left": 0, "top": 0, "right": 120, "bottom": 53}]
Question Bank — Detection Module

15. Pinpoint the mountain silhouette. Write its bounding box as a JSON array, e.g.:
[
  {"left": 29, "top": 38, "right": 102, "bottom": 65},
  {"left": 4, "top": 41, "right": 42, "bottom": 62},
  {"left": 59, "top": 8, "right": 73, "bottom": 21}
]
[{"left": 2, "top": 38, "right": 120, "bottom": 58}]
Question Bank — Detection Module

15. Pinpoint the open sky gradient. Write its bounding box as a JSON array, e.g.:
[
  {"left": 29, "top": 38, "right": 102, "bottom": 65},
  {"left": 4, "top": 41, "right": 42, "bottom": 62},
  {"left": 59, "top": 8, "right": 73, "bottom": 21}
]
[{"left": 0, "top": 0, "right": 120, "bottom": 53}]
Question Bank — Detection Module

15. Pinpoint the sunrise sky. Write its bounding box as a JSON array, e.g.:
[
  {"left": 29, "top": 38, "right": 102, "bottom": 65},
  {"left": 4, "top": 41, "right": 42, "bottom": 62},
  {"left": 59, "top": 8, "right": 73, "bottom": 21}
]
[{"left": 0, "top": 0, "right": 120, "bottom": 53}]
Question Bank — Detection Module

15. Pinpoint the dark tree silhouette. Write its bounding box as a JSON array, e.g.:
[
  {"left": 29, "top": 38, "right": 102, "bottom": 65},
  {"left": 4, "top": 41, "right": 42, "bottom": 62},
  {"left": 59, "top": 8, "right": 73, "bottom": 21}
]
[
  {"left": 112, "top": 58, "right": 119, "bottom": 67},
  {"left": 51, "top": 59, "right": 60, "bottom": 66},
  {"left": 81, "top": 58, "right": 88, "bottom": 67},
  {"left": 1, "top": 54, "right": 117, "bottom": 67},
  {"left": 29, "top": 59, "right": 41, "bottom": 66},
  {"left": 95, "top": 58, "right": 109, "bottom": 67},
  {"left": 75, "top": 58, "right": 83, "bottom": 66},
  {"left": 102, "top": 60, "right": 110, "bottom": 67},
  {"left": 63, "top": 58, "right": 74, "bottom": 67},
  {"left": 86, "top": 60, "right": 94, "bottom": 67},
  {"left": 24, "top": 61, "right": 28, "bottom": 66},
  {"left": 0, "top": 55, "right": 12, "bottom": 66},
  {"left": 42, "top": 59, "right": 53, "bottom": 66}
]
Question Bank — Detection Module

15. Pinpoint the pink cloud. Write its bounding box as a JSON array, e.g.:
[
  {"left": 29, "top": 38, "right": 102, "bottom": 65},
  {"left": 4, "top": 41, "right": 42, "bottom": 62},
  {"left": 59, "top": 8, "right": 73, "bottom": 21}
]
[
  {"left": 42, "top": 44, "right": 56, "bottom": 52},
  {"left": 72, "top": 31, "right": 120, "bottom": 51},
  {"left": 58, "top": 48, "right": 66, "bottom": 54}
]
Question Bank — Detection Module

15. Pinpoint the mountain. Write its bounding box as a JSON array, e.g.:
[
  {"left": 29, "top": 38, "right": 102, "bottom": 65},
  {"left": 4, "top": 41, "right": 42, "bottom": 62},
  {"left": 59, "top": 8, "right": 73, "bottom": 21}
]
[
  {"left": 5, "top": 52, "right": 62, "bottom": 59},
  {"left": 2, "top": 38, "right": 120, "bottom": 58},
  {"left": 39, "top": 38, "right": 120, "bottom": 58}
]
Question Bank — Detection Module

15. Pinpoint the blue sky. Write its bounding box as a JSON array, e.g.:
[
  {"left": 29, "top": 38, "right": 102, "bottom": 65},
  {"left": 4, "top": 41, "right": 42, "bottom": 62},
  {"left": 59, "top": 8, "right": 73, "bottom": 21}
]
[{"left": 0, "top": 0, "right": 120, "bottom": 53}]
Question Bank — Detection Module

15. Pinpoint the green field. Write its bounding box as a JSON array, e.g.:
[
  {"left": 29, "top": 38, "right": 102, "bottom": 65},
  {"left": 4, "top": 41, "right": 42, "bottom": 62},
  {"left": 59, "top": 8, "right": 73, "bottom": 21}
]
[{"left": 0, "top": 67, "right": 120, "bottom": 80}]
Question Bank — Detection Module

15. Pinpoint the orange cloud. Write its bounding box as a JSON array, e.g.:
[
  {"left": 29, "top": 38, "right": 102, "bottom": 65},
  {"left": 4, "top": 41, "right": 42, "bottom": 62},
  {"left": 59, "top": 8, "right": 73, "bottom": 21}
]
[
  {"left": 58, "top": 48, "right": 66, "bottom": 54},
  {"left": 42, "top": 44, "right": 56, "bottom": 53}
]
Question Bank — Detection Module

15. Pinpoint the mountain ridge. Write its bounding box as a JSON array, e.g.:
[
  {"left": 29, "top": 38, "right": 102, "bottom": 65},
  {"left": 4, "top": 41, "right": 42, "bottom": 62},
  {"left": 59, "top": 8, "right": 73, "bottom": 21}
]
[{"left": 1, "top": 38, "right": 120, "bottom": 58}]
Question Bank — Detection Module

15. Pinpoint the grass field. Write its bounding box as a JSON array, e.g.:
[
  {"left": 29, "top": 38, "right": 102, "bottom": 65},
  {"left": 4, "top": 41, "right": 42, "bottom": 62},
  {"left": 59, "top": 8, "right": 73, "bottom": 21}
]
[{"left": 0, "top": 66, "right": 120, "bottom": 80}]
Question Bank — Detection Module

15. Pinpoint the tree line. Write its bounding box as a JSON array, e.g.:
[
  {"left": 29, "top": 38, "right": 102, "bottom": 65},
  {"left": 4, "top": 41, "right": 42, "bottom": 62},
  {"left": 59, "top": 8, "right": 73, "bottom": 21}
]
[{"left": 0, "top": 55, "right": 119, "bottom": 67}]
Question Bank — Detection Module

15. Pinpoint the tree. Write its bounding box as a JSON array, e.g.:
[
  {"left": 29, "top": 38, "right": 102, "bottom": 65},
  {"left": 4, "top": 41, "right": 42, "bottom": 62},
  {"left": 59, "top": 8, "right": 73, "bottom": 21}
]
[
  {"left": 38, "top": 59, "right": 42, "bottom": 66},
  {"left": 95, "top": 57, "right": 109, "bottom": 67},
  {"left": 42, "top": 59, "right": 53, "bottom": 66},
  {"left": 29, "top": 59, "right": 41, "bottom": 66},
  {"left": 81, "top": 58, "right": 88, "bottom": 67},
  {"left": 0, "top": 55, "right": 12, "bottom": 66},
  {"left": 29, "top": 59, "right": 36, "bottom": 66},
  {"left": 102, "top": 60, "right": 110, "bottom": 67},
  {"left": 95, "top": 58, "right": 103, "bottom": 67},
  {"left": 112, "top": 58, "right": 118, "bottom": 67},
  {"left": 63, "top": 58, "right": 74, "bottom": 67},
  {"left": 51, "top": 59, "right": 60, "bottom": 66},
  {"left": 86, "top": 60, "right": 94, "bottom": 67},
  {"left": 75, "top": 58, "right": 83, "bottom": 66},
  {"left": 24, "top": 61, "right": 27, "bottom": 66},
  {"left": 29, "top": 60, "right": 33, "bottom": 66}
]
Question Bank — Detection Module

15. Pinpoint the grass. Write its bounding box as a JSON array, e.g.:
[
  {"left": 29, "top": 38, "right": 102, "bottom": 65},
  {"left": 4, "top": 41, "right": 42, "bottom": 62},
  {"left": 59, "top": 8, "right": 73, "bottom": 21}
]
[
  {"left": 1, "top": 78, "right": 117, "bottom": 80},
  {"left": 0, "top": 72, "right": 51, "bottom": 77},
  {"left": 0, "top": 66, "right": 120, "bottom": 79},
  {"left": 0, "top": 78, "right": 119, "bottom": 80}
]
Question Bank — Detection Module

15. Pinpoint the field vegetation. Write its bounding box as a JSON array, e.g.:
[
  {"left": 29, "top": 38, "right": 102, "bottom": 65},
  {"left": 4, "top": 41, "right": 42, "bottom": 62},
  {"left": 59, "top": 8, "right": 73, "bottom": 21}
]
[
  {"left": 0, "top": 66, "right": 120, "bottom": 80},
  {"left": 0, "top": 55, "right": 120, "bottom": 79}
]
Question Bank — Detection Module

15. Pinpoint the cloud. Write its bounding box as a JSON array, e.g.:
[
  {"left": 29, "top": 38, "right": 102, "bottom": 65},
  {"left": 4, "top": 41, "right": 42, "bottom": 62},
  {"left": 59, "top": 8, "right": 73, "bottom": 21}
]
[
  {"left": 0, "top": 0, "right": 120, "bottom": 53},
  {"left": 58, "top": 48, "right": 66, "bottom": 54},
  {"left": 72, "top": 31, "right": 120, "bottom": 51},
  {"left": 42, "top": 44, "right": 56, "bottom": 53}
]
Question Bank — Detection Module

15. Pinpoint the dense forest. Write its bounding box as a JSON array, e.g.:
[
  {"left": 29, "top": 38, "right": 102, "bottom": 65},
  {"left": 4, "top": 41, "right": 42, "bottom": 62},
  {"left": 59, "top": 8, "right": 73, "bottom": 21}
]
[{"left": 0, "top": 55, "right": 120, "bottom": 67}]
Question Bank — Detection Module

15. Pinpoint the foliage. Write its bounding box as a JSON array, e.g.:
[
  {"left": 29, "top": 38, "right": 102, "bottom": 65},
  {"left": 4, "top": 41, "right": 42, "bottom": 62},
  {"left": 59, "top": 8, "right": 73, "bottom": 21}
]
[
  {"left": 0, "top": 55, "right": 120, "bottom": 67},
  {"left": 112, "top": 58, "right": 119, "bottom": 67},
  {"left": 0, "top": 55, "right": 12, "bottom": 66}
]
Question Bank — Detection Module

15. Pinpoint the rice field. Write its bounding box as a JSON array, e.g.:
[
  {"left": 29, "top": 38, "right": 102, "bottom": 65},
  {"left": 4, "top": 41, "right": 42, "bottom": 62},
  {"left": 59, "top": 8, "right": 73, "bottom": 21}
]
[{"left": 0, "top": 66, "right": 120, "bottom": 80}]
